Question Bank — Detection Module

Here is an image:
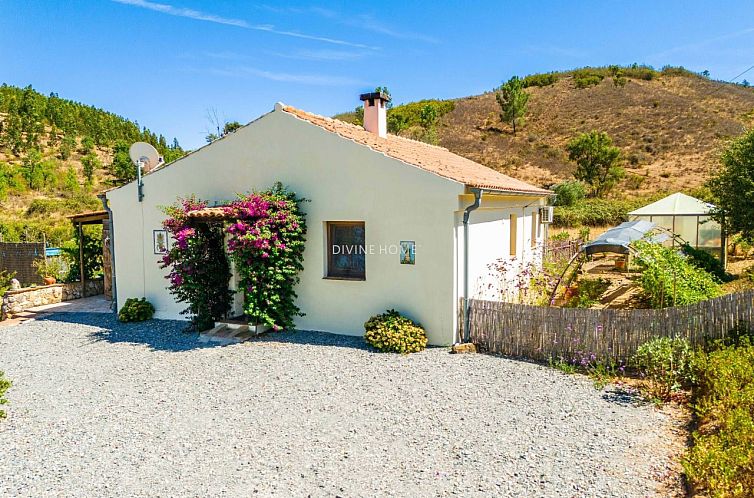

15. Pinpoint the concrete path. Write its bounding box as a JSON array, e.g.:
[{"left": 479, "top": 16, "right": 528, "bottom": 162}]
[{"left": 0, "top": 295, "right": 112, "bottom": 327}]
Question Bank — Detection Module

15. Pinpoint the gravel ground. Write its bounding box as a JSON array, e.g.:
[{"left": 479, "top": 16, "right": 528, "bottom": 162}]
[{"left": 0, "top": 313, "right": 681, "bottom": 497}]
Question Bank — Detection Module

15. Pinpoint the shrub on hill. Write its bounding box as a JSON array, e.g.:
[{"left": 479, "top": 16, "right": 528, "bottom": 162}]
[
  {"left": 552, "top": 180, "right": 586, "bottom": 206},
  {"left": 522, "top": 72, "right": 558, "bottom": 88},
  {"left": 573, "top": 69, "right": 604, "bottom": 89},
  {"left": 386, "top": 99, "right": 455, "bottom": 135}
]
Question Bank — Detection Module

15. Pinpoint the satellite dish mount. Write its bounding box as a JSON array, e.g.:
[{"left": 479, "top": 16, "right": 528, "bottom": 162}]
[{"left": 129, "top": 142, "right": 163, "bottom": 202}]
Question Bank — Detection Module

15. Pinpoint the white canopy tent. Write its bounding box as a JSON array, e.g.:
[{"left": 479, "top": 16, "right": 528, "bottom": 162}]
[{"left": 628, "top": 192, "right": 724, "bottom": 261}]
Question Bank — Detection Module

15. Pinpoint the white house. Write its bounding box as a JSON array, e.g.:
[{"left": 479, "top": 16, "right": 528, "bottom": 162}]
[{"left": 105, "top": 92, "right": 552, "bottom": 345}]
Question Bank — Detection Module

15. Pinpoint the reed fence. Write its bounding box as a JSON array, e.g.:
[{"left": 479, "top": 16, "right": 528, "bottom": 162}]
[
  {"left": 545, "top": 238, "right": 584, "bottom": 263},
  {"left": 464, "top": 290, "right": 754, "bottom": 363}
]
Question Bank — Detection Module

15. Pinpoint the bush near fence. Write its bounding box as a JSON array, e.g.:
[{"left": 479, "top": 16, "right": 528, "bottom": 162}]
[{"left": 463, "top": 290, "right": 754, "bottom": 363}]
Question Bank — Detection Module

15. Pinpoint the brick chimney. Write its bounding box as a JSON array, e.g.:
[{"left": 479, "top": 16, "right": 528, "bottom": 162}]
[{"left": 359, "top": 91, "right": 391, "bottom": 138}]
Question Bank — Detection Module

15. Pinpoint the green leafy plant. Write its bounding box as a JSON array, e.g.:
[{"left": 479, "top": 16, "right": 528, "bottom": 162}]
[
  {"left": 565, "top": 278, "right": 610, "bottom": 308},
  {"left": 632, "top": 240, "right": 722, "bottom": 307},
  {"left": 708, "top": 127, "right": 754, "bottom": 242},
  {"left": 32, "top": 257, "right": 66, "bottom": 281},
  {"left": 634, "top": 337, "right": 695, "bottom": 400},
  {"left": 567, "top": 130, "right": 625, "bottom": 198},
  {"left": 61, "top": 225, "right": 103, "bottom": 282},
  {"left": 224, "top": 184, "right": 307, "bottom": 331},
  {"left": 118, "top": 297, "right": 155, "bottom": 322},
  {"left": 160, "top": 196, "right": 233, "bottom": 331},
  {"left": 553, "top": 195, "right": 662, "bottom": 227},
  {"left": 522, "top": 72, "right": 558, "bottom": 88},
  {"left": 573, "top": 69, "right": 604, "bottom": 88},
  {"left": 496, "top": 76, "right": 530, "bottom": 134},
  {"left": 683, "top": 344, "right": 754, "bottom": 496},
  {"left": 0, "top": 370, "right": 10, "bottom": 418},
  {"left": 681, "top": 243, "right": 732, "bottom": 282},
  {"left": 364, "top": 309, "right": 428, "bottom": 354},
  {"left": 552, "top": 180, "right": 586, "bottom": 206},
  {"left": 0, "top": 269, "right": 16, "bottom": 296}
]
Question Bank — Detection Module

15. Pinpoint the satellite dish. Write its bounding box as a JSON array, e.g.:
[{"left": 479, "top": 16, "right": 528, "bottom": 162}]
[{"left": 129, "top": 142, "right": 162, "bottom": 173}]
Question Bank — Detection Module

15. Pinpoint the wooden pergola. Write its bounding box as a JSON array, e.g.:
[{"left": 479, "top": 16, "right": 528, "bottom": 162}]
[{"left": 67, "top": 210, "right": 109, "bottom": 287}]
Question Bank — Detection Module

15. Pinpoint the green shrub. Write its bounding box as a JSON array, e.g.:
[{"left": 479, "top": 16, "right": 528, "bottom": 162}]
[
  {"left": 552, "top": 180, "right": 586, "bottom": 206},
  {"left": 522, "top": 72, "right": 558, "bottom": 88},
  {"left": 624, "top": 173, "right": 645, "bottom": 190},
  {"left": 0, "top": 370, "right": 10, "bottom": 418},
  {"left": 634, "top": 337, "right": 695, "bottom": 400},
  {"left": 573, "top": 69, "right": 604, "bottom": 89},
  {"left": 683, "top": 345, "right": 754, "bottom": 496},
  {"left": 61, "top": 225, "right": 103, "bottom": 282},
  {"left": 566, "top": 278, "right": 610, "bottom": 308},
  {"left": 386, "top": 99, "right": 455, "bottom": 135},
  {"left": 364, "top": 309, "right": 427, "bottom": 354},
  {"left": 681, "top": 243, "right": 733, "bottom": 282},
  {"left": 0, "top": 269, "right": 16, "bottom": 296},
  {"left": 118, "top": 298, "right": 155, "bottom": 322},
  {"left": 632, "top": 241, "right": 722, "bottom": 307},
  {"left": 553, "top": 197, "right": 641, "bottom": 227},
  {"left": 32, "top": 257, "right": 66, "bottom": 281}
]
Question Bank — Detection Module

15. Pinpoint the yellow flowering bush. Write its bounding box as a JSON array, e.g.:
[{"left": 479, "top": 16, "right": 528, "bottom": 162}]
[{"left": 364, "top": 309, "right": 427, "bottom": 354}]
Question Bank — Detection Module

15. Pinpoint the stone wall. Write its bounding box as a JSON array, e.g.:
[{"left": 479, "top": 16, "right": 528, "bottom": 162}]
[{"left": 1, "top": 278, "right": 105, "bottom": 319}]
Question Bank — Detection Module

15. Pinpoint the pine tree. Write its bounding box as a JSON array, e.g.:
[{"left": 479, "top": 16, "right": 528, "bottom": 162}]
[{"left": 495, "top": 76, "right": 530, "bottom": 134}]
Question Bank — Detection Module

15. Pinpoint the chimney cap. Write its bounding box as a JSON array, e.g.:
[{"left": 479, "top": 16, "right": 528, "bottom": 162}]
[{"left": 359, "top": 91, "right": 391, "bottom": 103}]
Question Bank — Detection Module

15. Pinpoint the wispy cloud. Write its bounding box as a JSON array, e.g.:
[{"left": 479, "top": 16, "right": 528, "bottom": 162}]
[
  {"left": 112, "top": 0, "right": 377, "bottom": 49},
  {"left": 208, "top": 66, "right": 362, "bottom": 86},
  {"left": 354, "top": 14, "right": 439, "bottom": 44},
  {"left": 272, "top": 48, "right": 369, "bottom": 62},
  {"left": 255, "top": 4, "right": 439, "bottom": 44},
  {"left": 646, "top": 27, "right": 754, "bottom": 62}
]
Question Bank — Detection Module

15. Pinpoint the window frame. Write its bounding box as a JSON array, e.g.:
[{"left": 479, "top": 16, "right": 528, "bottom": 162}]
[
  {"left": 509, "top": 213, "right": 518, "bottom": 257},
  {"left": 325, "top": 221, "right": 366, "bottom": 281}
]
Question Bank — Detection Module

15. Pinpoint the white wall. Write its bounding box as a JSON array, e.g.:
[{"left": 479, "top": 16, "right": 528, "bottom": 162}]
[
  {"left": 454, "top": 194, "right": 547, "bottom": 308},
  {"left": 108, "top": 108, "right": 465, "bottom": 345}
]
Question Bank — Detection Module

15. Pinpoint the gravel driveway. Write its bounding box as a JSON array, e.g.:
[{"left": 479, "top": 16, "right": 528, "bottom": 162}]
[{"left": 0, "top": 313, "right": 681, "bottom": 497}]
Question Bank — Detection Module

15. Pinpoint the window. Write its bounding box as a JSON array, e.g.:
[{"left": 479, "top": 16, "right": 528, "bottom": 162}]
[
  {"left": 326, "top": 222, "right": 366, "bottom": 280},
  {"left": 509, "top": 214, "right": 518, "bottom": 257},
  {"left": 531, "top": 210, "right": 538, "bottom": 248}
]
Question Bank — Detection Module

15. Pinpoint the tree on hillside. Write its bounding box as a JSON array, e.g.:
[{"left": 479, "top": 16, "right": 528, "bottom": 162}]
[
  {"left": 566, "top": 131, "right": 624, "bottom": 197},
  {"left": 419, "top": 104, "right": 439, "bottom": 144},
  {"left": 495, "top": 76, "right": 529, "bottom": 134},
  {"left": 58, "top": 135, "right": 76, "bottom": 160},
  {"left": 21, "top": 149, "right": 43, "bottom": 189},
  {"left": 110, "top": 140, "right": 136, "bottom": 182},
  {"left": 708, "top": 128, "right": 754, "bottom": 241},
  {"left": 81, "top": 153, "right": 100, "bottom": 183}
]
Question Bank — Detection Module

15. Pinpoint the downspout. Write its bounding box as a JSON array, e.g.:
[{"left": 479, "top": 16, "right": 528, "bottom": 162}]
[
  {"left": 99, "top": 194, "right": 117, "bottom": 313},
  {"left": 462, "top": 188, "right": 483, "bottom": 343}
]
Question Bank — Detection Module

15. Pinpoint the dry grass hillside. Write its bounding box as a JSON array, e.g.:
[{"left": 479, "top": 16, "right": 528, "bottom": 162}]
[{"left": 437, "top": 71, "right": 754, "bottom": 194}]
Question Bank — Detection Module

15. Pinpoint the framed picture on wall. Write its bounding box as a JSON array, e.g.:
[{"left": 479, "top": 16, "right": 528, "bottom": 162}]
[
  {"left": 153, "top": 229, "right": 169, "bottom": 254},
  {"left": 400, "top": 240, "right": 415, "bottom": 265}
]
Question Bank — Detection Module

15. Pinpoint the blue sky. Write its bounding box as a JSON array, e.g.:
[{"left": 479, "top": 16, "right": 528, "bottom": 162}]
[{"left": 2, "top": 1, "right": 753, "bottom": 149}]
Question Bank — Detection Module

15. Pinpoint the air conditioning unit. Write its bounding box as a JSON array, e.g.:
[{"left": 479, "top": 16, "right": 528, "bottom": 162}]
[{"left": 539, "top": 206, "right": 554, "bottom": 224}]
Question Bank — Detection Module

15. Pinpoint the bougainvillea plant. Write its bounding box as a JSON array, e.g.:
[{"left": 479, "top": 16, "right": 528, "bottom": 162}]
[
  {"left": 160, "top": 196, "right": 233, "bottom": 331},
  {"left": 224, "top": 183, "right": 307, "bottom": 330}
]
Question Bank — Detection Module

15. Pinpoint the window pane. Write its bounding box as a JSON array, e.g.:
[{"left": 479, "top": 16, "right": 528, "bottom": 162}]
[
  {"left": 698, "top": 216, "right": 722, "bottom": 248},
  {"left": 328, "top": 222, "right": 365, "bottom": 279},
  {"left": 675, "top": 216, "right": 698, "bottom": 246}
]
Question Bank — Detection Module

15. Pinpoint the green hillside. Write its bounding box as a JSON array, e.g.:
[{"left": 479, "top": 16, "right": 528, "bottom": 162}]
[{"left": 0, "top": 84, "right": 186, "bottom": 245}]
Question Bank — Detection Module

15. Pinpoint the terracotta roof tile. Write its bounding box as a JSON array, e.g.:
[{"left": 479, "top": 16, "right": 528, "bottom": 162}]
[
  {"left": 185, "top": 207, "right": 228, "bottom": 221},
  {"left": 281, "top": 105, "right": 551, "bottom": 195}
]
